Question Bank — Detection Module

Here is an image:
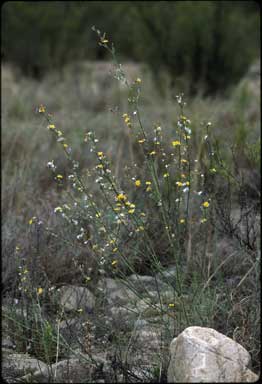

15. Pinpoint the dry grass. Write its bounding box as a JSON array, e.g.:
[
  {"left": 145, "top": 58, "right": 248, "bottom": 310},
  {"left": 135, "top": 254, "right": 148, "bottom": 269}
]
[{"left": 2, "top": 58, "right": 260, "bottom": 377}]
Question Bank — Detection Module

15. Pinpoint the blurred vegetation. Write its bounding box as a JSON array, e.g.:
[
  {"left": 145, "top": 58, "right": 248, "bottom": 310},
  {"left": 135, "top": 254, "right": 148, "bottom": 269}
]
[{"left": 2, "top": 1, "right": 260, "bottom": 94}]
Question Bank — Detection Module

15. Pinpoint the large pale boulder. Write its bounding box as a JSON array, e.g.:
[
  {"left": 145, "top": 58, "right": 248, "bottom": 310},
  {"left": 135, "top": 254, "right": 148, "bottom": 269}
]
[{"left": 168, "top": 326, "right": 258, "bottom": 383}]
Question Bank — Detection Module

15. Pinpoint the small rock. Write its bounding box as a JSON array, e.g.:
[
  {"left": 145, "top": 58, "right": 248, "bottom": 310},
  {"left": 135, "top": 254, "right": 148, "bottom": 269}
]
[
  {"left": 2, "top": 353, "right": 48, "bottom": 382},
  {"left": 2, "top": 335, "right": 16, "bottom": 350},
  {"left": 59, "top": 285, "right": 95, "bottom": 312},
  {"left": 59, "top": 317, "right": 83, "bottom": 346},
  {"left": 128, "top": 274, "right": 170, "bottom": 294},
  {"left": 157, "top": 265, "right": 177, "bottom": 287},
  {"left": 97, "top": 277, "right": 137, "bottom": 305},
  {"left": 49, "top": 357, "right": 94, "bottom": 383},
  {"left": 134, "top": 319, "right": 148, "bottom": 329}
]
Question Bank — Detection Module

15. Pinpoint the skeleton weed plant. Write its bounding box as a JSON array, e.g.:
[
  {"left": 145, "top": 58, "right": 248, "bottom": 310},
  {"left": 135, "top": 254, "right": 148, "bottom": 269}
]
[{"left": 31, "top": 29, "right": 218, "bottom": 331}]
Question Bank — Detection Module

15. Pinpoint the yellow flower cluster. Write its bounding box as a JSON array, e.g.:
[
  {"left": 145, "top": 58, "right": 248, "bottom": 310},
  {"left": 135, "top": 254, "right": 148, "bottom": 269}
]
[
  {"left": 38, "top": 104, "right": 46, "bottom": 113},
  {"left": 123, "top": 113, "right": 132, "bottom": 128}
]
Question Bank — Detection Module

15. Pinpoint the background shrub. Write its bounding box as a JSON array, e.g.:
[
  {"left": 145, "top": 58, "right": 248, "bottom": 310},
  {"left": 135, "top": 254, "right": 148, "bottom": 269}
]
[{"left": 2, "top": 1, "right": 260, "bottom": 94}]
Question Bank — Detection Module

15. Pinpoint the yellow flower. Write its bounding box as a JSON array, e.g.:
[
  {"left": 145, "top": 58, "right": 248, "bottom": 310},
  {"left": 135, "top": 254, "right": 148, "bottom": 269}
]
[
  {"left": 136, "top": 77, "right": 142, "bottom": 83},
  {"left": 186, "top": 181, "right": 190, "bottom": 186},
  {"left": 56, "top": 174, "right": 63, "bottom": 179},
  {"left": 63, "top": 143, "right": 68, "bottom": 148},
  {"left": 163, "top": 173, "right": 169, "bottom": 178},
  {"left": 145, "top": 181, "right": 151, "bottom": 185},
  {"left": 168, "top": 303, "right": 175, "bottom": 308},
  {"left": 135, "top": 180, "right": 141, "bottom": 187},
  {"left": 38, "top": 105, "right": 45, "bottom": 113},
  {"left": 112, "top": 247, "right": 118, "bottom": 253},
  {"left": 97, "top": 152, "right": 104, "bottom": 157},
  {"left": 54, "top": 206, "right": 63, "bottom": 213},
  {"left": 37, "top": 288, "right": 43, "bottom": 295},
  {"left": 149, "top": 151, "right": 156, "bottom": 155},
  {"left": 202, "top": 201, "right": 210, "bottom": 208},
  {"left": 100, "top": 34, "right": 109, "bottom": 44},
  {"left": 172, "top": 140, "right": 181, "bottom": 147},
  {"left": 117, "top": 193, "right": 127, "bottom": 201},
  {"left": 180, "top": 219, "right": 185, "bottom": 224},
  {"left": 210, "top": 168, "right": 217, "bottom": 173},
  {"left": 146, "top": 186, "right": 152, "bottom": 192},
  {"left": 112, "top": 260, "right": 118, "bottom": 266},
  {"left": 181, "top": 159, "right": 188, "bottom": 163},
  {"left": 28, "top": 217, "right": 37, "bottom": 225},
  {"left": 138, "top": 139, "right": 146, "bottom": 144},
  {"left": 176, "top": 181, "right": 183, "bottom": 187},
  {"left": 128, "top": 209, "right": 135, "bottom": 214},
  {"left": 201, "top": 218, "right": 207, "bottom": 223},
  {"left": 47, "top": 124, "right": 55, "bottom": 130},
  {"left": 96, "top": 164, "right": 103, "bottom": 169}
]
